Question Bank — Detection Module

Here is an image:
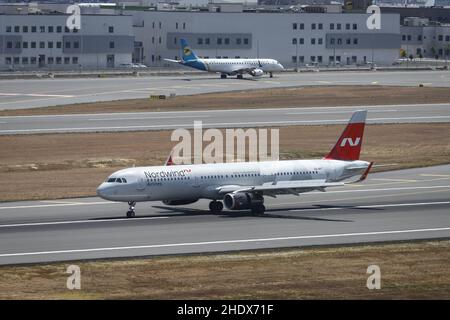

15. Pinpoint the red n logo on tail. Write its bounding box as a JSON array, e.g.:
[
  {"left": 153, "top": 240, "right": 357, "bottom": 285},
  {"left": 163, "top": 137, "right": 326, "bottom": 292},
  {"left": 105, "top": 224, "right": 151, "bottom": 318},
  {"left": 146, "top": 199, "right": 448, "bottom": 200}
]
[{"left": 325, "top": 111, "right": 367, "bottom": 161}]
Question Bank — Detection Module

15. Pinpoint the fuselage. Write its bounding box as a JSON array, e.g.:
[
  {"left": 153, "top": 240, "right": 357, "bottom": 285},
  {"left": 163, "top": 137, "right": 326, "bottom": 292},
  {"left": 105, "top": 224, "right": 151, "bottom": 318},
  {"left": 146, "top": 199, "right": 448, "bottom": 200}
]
[
  {"left": 183, "top": 58, "right": 284, "bottom": 74},
  {"left": 96, "top": 159, "right": 369, "bottom": 202}
]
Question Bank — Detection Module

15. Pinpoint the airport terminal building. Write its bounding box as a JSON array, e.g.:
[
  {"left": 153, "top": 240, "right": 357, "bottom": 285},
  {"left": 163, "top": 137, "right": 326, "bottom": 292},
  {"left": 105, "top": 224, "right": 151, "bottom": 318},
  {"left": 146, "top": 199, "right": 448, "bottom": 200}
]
[
  {"left": 132, "top": 7, "right": 401, "bottom": 68},
  {"left": 0, "top": 2, "right": 404, "bottom": 70},
  {"left": 0, "top": 11, "right": 134, "bottom": 71}
]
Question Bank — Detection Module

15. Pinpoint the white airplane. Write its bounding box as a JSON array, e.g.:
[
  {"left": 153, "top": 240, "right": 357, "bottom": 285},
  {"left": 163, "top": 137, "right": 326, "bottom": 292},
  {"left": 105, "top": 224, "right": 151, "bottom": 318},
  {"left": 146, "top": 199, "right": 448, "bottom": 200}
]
[
  {"left": 97, "top": 110, "right": 373, "bottom": 218},
  {"left": 164, "top": 38, "right": 284, "bottom": 79}
]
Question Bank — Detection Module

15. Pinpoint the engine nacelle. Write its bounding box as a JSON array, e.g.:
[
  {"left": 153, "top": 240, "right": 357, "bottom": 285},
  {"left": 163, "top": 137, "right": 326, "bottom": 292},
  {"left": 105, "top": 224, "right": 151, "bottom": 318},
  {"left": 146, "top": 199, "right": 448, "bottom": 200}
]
[
  {"left": 162, "top": 199, "right": 198, "bottom": 205},
  {"left": 223, "top": 192, "right": 263, "bottom": 210},
  {"left": 250, "top": 68, "right": 264, "bottom": 77}
]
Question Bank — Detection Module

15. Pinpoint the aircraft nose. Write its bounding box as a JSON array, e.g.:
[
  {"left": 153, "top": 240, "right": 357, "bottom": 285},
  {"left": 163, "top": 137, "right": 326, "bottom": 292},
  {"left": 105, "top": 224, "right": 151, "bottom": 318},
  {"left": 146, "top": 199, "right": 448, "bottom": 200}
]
[{"left": 96, "top": 183, "right": 108, "bottom": 199}]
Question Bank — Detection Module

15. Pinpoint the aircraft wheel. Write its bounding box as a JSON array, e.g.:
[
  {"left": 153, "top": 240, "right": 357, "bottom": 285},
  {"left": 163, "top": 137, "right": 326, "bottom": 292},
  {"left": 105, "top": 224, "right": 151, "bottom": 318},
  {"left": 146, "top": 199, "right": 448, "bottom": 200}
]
[
  {"left": 269, "top": 72, "right": 273, "bottom": 78},
  {"left": 237, "top": 74, "right": 243, "bottom": 79},
  {"left": 126, "top": 210, "right": 135, "bottom": 218},
  {"left": 209, "top": 201, "right": 223, "bottom": 214},
  {"left": 251, "top": 204, "right": 265, "bottom": 215},
  {"left": 220, "top": 74, "right": 227, "bottom": 79}
]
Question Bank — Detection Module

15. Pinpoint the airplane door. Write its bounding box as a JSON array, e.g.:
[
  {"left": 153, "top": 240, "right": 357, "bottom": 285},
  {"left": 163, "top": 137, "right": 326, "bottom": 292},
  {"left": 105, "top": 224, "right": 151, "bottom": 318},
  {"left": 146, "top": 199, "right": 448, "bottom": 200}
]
[{"left": 137, "top": 178, "right": 146, "bottom": 190}]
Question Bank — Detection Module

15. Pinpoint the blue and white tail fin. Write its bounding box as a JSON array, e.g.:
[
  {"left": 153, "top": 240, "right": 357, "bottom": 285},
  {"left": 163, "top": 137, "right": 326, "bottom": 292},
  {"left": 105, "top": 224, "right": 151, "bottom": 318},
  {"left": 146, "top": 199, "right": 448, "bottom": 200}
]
[{"left": 181, "top": 39, "right": 198, "bottom": 61}]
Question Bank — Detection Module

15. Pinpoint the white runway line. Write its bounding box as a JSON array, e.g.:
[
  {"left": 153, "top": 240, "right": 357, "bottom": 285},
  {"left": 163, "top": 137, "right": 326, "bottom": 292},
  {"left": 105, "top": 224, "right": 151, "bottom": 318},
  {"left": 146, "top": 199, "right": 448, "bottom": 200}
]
[
  {"left": 0, "top": 93, "right": 75, "bottom": 98},
  {"left": 1, "top": 226, "right": 449, "bottom": 258},
  {"left": 288, "top": 201, "right": 450, "bottom": 212},
  {"left": 88, "top": 115, "right": 210, "bottom": 121}
]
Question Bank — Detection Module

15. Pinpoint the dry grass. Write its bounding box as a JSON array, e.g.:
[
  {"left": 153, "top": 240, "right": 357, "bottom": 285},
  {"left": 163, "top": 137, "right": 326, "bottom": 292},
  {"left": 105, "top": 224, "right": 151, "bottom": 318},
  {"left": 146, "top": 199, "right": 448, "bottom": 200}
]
[
  {"left": 2, "top": 85, "right": 450, "bottom": 116},
  {"left": 0, "top": 240, "right": 449, "bottom": 299},
  {"left": 1, "top": 123, "right": 449, "bottom": 202}
]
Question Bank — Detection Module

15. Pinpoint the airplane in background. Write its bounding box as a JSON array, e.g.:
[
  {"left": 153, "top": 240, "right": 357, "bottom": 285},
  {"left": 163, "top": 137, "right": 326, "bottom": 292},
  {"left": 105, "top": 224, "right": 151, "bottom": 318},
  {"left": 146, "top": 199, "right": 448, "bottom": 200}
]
[
  {"left": 164, "top": 38, "right": 284, "bottom": 79},
  {"left": 97, "top": 110, "right": 373, "bottom": 218}
]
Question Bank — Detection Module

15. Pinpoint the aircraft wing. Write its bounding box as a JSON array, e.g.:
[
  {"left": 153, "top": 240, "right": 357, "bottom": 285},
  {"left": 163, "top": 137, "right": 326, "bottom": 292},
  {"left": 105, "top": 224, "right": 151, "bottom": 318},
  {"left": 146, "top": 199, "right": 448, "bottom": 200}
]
[
  {"left": 216, "top": 179, "right": 344, "bottom": 196},
  {"left": 163, "top": 58, "right": 182, "bottom": 63}
]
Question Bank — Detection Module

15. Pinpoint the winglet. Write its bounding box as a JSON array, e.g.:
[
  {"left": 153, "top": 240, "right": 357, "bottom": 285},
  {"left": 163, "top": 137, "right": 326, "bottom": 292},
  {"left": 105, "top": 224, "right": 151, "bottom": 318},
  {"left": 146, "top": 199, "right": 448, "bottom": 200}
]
[{"left": 347, "top": 162, "right": 374, "bottom": 184}]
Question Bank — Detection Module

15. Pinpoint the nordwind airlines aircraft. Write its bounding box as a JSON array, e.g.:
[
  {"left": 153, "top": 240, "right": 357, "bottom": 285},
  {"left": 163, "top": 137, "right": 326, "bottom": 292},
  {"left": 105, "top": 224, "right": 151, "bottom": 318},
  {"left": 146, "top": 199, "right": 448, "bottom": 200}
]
[
  {"left": 97, "top": 111, "right": 373, "bottom": 218},
  {"left": 164, "top": 38, "right": 284, "bottom": 79}
]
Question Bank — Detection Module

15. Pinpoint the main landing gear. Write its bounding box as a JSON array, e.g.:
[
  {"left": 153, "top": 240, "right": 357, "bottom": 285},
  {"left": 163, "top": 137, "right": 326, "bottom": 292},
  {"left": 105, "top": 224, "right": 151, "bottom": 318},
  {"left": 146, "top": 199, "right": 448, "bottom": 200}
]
[
  {"left": 269, "top": 72, "right": 273, "bottom": 78},
  {"left": 209, "top": 200, "right": 224, "bottom": 214},
  {"left": 220, "top": 73, "right": 227, "bottom": 79},
  {"left": 237, "top": 74, "right": 243, "bottom": 79},
  {"left": 126, "top": 201, "right": 136, "bottom": 218},
  {"left": 251, "top": 204, "right": 266, "bottom": 215}
]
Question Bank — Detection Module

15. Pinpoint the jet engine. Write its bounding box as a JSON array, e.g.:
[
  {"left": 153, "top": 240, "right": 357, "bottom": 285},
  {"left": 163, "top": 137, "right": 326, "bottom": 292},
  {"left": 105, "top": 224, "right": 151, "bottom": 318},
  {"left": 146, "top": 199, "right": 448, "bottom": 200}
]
[
  {"left": 162, "top": 199, "right": 198, "bottom": 205},
  {"left": 223, "top": 192, "right": 263, "bottom": 210},
  {"left": 250, "top": 68, "right": 264, "bottom": 77}
]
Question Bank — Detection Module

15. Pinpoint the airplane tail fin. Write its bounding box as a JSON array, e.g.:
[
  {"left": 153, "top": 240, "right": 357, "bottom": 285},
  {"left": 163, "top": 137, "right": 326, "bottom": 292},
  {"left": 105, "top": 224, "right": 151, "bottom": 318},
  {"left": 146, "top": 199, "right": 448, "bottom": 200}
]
[
  {"left": 180, "top": 38, "right": 198, "bottom": 61},
  {"left": 324, "top": 110, "right": 367, "bottom": 161}
]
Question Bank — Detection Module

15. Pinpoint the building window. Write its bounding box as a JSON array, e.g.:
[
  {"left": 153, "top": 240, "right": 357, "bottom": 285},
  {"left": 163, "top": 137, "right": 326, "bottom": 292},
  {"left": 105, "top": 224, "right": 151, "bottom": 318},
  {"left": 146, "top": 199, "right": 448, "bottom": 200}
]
[
  {"left": 159, "top": 22, "right": 161, "bottom": 29},
  {"left": 23, "top": 42, "right": 28, "bottom": 49},
  {"left": 446, "top": 35, "right": 450, "bottom": 42},
  {"left": 15, "top": 41, "right": 21, "bottom": 49},
  {"left": 56, "top": 57, "right": 62, "bottom": 64},
  {"left": 318, "top": 23, "right": 323, "bottom": 30},
  {"left": 40, "top": 26, "right": 45, "bottom": 33},
  {"left": 299, "top": 56, "right": 304, "bottom": 63},
  {"left": 14, "top": 26, "right": 20, "bottom": 32},
  {"left": 337, "top": 38, "right": 342, "bottom": 45},
  {"left": 438, "top": 35, "right": 443, "bottom": 41},
  {"left": 217, "top": 38, "right": 222, "bottom": 45},
  {"left": 31, "top": 26, "right": 37, "bottom": 33},
  {"left": 65, "top": 42, "right": 71, "bottom": 49},
  {"left": 330, "top": 38, "right": 335, "bottom": 45},
  {"left": 31, "top": 57, "right": 37, "bottom": 64},
  {"left": 318, "top": 56, "right": 323, "bottom": 63},
  {"left": 48, "top": 57, "right": 54, "bottom": 64},
  {"left": 311, "top": 23, "right": 316, "bottom": 30},
  {"left": 224, "top": 38, "right": 230, "bottom": 45},
  {"left": 65, "top": 26, "right": 70, "bottom": 33},
  {"left": 109, "top": 41, "right": 115, "bottom": 49},
  {"left": 236, "top": 38, "right": 241, "bottom": 45},
  {"left": 14, "top": 57, "right": 19, "bottom": 64},
  {"left": 64, "top": 57, "right": 70, "bottom": 64},
  {"left": 40, "top": 42, "right": 45, "bottom": 49},
  {"left": 22, "top": 57, "right": 28, "bottom": 64},
  {"left": 205, "top": 38, "right": 210, "bottom": 45},
  {"left": 299, "top": 23, "right": 304, "bottom": 30},
  {"left": 6, "top": 41, "right": 12, "bottom": 49},
  {"left": 23, "top": 26, "right": 28, "bottom": 33},
  {"left": 346, "top": 23, "right": 350, "bottom": 30},
  {"left": 311, "top": 56, "right": 316, "bottom": 62},
  {"left": 152, "top": 22, "right": 155, "bottom": 29},
  {"left": 346, "top": 38, "right": 351, "bottom": 45},
  {"left": 74, "top": 41, "right": 79, "bottom": 49},
  {"left": 6, "top": 26, "right": 11, "bottom": 33},
  {"left": 175, "top": 22, "right": 178, "bottom": 29},
  {"left": 109, "top": 26, "right": 114, "bottom": 33},
  {"left": 318, "top": 38, "right": 323, "bottom": 45},
  {"left": 292, "top": 56, "right": 297, "bottom": 63},
  {"left": 293, "top": 23, "right": 297, "bottom": 30},
  {"left": 292, "top": 38, "right": 297, "bottom": 45},
  {"left": 402, "top": 35, "right": 406, "bottom": 41},
  {"left": 299, "top": 38, "right": 304, "bottom": 44},
  {"left": 337, "top": 23, "right": 341, "bottom": 30},
  {"left": 57, "top": 26, "right": 62, "bottom": 33},
  {"left": 158, "top": 37, "right": 161, "bottom": 44},
  {"left": 330, "top": 23, "right": 334, "bottom": 30},
  {"left": 57, "top": 41, "right": 62, "bottom": 49},
  {"left": 243, "top": 38, "right": 249, "bottom": 45},
  {"left": 48, "top": 41, "right": 53, "bottom": 49},
  {"left": 152, "top": 37, "right": 154, "bottom": 44},
  {"left": 311, "top": 38, "right": 316, "bottom": 45},
  {"left": 48, "top": 26, "right": 54, "bottom": 33},
  {"left": 183, "top": 22, "right": 186, "bottom": 29},
  {"left": 72, "top": 57, "right": 78, "bottom": 64},
  {"left": 31, "top": 42, "right": 36, "bottom": 48},
  {"left": 198, "top": 38, "right": 203, "bottom": 45},
  {"left": 353, "top": 38, "right": 358, "bottom": 45},
  {"left": 5, "top": 57, "right": 12, "bottom": 65},
  {"left": 407, "top": 35, "right": 412, "bottom": 41},
  {"left": 353, "top": 23, "right": 357, "bottom": 30}
]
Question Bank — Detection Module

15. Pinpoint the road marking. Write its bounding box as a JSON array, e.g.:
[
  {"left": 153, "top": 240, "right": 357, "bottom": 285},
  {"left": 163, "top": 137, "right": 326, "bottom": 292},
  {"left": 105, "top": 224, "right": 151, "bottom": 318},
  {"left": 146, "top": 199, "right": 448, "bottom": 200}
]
[
  {"left": 3, "top": 116, "right": 450, "bottom": 134},
  {"left": 1, "top": 185, "right": 450, "bottom": 211},
  {"left": 286, "top": 110, "right": 397, "bottom": 115},
  {"left": 88, "top": 115, "right": 210, "bottom": 121},
  {"left": 1, "top": 227, "right": 449, "bottom": 258},
  {"left": 0, "top": 93, "right": 75, "bottom": 98},
  {"left": 421, "top": 174, "right": 450, "bottom": 177},
  {"left": 0, "top": 216, "right": 169, "bottom": 229},
  {"left": 288, "top": 201, "right": 450, "bottom": 212},
  {"left": 371, "top": 178, "right": 417, "bottom": 183}
]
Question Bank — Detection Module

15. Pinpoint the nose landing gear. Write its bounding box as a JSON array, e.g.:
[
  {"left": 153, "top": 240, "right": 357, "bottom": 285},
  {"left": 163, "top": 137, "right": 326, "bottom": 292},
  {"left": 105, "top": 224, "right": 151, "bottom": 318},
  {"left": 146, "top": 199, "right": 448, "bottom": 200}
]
[{"left": 126, "top": 201, "right": 136, "bottom": 218}]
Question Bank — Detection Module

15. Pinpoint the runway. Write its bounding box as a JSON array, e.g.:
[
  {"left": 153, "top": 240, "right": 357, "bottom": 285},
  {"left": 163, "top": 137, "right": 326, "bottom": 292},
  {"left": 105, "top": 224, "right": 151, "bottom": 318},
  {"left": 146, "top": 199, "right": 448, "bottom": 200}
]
[
  {"left": 0, "top": 164, "right": 449, "bottom": 265},
  {"left": 2, "top": 103, "right": 450, "bottom": 134},
  {"left": 1, "top": 70, "right": 450, "bottom": 110}
]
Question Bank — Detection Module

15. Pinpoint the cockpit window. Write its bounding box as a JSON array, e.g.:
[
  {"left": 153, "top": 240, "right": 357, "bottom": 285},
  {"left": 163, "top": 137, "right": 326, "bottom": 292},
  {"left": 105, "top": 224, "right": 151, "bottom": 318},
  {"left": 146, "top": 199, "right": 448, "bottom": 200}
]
[
  {"left": 122, "top": 178, "right": 127, "bottom": 183},
  {"left": 107, "top": 178, "right": 116, "bottom": 183},
  {"left": 117, "top": 178, "right": 122, "bottom": 183}
]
